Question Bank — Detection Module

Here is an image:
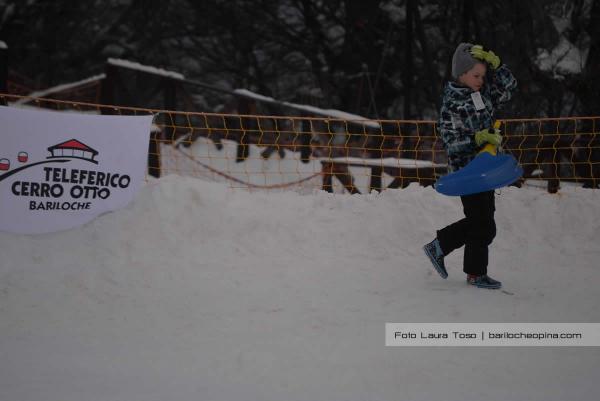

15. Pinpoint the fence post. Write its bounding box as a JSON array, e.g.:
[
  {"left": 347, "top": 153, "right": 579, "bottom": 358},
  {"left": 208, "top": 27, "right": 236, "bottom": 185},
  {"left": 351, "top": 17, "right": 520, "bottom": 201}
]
[
  {"left": 0, "top": 41, "right": 7, "bottom": 94},
  {"left": 148, "top": 123, "right": 162, "bottom": 178},
  {"left": 99, "top": 62, "right": 116, "bottom": 108},
  {"left": 299, "top": 119, "right": 312, "bottom": 163}
]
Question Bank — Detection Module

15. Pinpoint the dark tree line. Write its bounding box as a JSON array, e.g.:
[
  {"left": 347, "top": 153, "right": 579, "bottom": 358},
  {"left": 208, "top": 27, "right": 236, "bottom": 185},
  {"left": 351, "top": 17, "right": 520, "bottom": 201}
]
[{"left": 1, "top": 0, "right": 599, "bottom": 118}]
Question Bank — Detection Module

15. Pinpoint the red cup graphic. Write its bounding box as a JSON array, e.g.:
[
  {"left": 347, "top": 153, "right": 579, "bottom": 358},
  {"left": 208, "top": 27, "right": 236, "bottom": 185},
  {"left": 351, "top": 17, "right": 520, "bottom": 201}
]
[
  {"left": 18, "top": 151, "right": 28, "bottom": 163},
  {"left": 0, "top": 158, "right": 9, "bottom": 171}
]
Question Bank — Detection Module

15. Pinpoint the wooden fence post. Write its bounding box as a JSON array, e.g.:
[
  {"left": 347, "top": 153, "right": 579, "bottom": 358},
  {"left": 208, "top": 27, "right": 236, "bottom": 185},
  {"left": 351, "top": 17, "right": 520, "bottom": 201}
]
[{"left": 0, "top": 41, "right": 7, "bottom": 95}]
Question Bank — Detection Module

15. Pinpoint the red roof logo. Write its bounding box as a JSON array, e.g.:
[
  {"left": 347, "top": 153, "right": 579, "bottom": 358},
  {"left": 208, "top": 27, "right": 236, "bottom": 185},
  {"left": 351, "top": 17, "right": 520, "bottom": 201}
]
[{"left": 47, "top": 139, "right": 99, "bottom": 164}]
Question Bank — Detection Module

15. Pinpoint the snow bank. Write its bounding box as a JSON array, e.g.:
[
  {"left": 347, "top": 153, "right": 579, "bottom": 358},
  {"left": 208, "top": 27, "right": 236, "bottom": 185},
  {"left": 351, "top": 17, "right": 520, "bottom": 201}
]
[{"left": 1, "top": 176, "right": 599, "bottom": 401}]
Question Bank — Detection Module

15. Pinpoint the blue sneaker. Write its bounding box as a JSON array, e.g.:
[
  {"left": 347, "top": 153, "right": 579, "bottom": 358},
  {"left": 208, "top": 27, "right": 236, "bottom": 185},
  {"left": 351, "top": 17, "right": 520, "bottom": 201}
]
[
  {"left": 423, "top": 239, "right": 448, "bottom": 279},
  {"left": 466, "top": 274, "right": 502, "bottom": 289}
]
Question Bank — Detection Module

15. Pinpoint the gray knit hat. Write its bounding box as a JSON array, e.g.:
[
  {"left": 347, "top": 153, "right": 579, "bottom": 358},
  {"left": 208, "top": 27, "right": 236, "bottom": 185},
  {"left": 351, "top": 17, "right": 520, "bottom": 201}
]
[{"left": 451, "top": 42, "right": 479, "bottom": 79}]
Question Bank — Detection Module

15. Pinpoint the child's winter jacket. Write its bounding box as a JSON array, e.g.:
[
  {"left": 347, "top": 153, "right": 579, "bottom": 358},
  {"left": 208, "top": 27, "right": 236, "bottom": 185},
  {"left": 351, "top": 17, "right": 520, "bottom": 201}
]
[{"left": 438, "top": 65, "right": 517, "bottom": 171}]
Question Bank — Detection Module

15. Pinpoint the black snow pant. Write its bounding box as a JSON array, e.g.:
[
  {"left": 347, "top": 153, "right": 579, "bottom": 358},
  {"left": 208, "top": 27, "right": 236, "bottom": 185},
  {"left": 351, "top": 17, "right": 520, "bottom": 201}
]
[{"left": 436, "top": 191, "right": 496, "bottom": 276}]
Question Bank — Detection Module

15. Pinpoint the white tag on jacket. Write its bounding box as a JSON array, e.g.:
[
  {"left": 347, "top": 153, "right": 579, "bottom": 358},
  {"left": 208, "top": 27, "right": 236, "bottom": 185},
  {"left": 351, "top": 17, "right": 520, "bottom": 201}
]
[{"left": 471, "top": 91, "right": 486, "bottom": 110}]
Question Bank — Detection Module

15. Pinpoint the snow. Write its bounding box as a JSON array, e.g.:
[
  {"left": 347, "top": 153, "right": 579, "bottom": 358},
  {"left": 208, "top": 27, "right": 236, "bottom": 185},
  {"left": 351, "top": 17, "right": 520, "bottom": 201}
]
[
  {"left": 234, "top": 88, "right": 382, "bottom": 129},
  {"left": 9, "top": 74, "right": 106, "bottom": 105},
  {"left": 234, "top": 88, "right": 275, "bottom": 103},
  {"left": 380, "top": 2, "right": 406, "bottom": 23},
  {"left": 535, "top": 9, "right": 589, "bottom": 79},
  {"left": 1, "top": 173, "right": 599, "bottom": 401},
  {"left": 107, "top": 58, "right": 186, "bottom": 81},
  {"left": 333, "top": 156, "right": 443, "bottom": 168},
  {"left": 535, "top": 37, "right": 586, "bottom": 78}
]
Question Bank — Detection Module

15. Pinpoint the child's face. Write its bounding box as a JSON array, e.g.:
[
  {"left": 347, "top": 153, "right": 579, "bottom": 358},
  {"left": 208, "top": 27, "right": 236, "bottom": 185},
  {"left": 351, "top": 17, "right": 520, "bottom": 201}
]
[{"left": 458, "top": 62, "right": 487, "bottom": 91}]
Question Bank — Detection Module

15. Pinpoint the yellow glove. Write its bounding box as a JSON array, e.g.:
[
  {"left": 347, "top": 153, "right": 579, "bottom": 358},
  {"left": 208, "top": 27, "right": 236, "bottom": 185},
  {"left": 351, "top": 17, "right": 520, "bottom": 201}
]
[
  {"left": 470, "top": 45, "right": 501, "bottom": 69},
  {"left": 475, "top": 128, "right": 502, "bottom": 146}
]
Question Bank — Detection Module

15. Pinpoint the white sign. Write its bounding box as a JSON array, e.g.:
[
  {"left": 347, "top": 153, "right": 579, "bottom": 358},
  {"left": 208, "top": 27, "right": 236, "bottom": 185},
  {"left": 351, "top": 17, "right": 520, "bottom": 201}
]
[
  {"left": 385, "top": 323, "right": 600, "bottom": 347},
  {"left": 0, "top": 106, "right": 153, "bottom": 234}
]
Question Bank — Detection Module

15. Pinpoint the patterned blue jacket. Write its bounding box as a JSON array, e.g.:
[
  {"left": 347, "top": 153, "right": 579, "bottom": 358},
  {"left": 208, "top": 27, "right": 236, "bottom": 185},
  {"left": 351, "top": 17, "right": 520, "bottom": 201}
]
[{"left": 438, "top": 65, "right": 517, "bottom": 172}]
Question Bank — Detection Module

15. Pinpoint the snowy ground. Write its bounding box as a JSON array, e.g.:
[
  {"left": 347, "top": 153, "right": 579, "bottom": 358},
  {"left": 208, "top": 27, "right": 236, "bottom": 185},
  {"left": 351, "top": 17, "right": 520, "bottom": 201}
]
[{"left": 1, "top": 175, "right": 599, "bottom": 401}]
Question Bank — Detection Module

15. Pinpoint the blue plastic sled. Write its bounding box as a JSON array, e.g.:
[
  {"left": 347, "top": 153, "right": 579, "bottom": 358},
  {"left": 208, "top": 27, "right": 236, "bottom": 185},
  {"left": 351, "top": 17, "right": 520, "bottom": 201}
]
[{"left": 435, "top": 151, "right": 523, "bottom": 196}]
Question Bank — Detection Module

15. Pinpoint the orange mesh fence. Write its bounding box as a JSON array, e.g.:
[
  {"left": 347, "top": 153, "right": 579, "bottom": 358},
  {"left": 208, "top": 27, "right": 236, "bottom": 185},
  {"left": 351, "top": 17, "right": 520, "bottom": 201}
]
[
  {"left": 501, "top": 118, "right": 600, "bottom": 192},
  {"left": 2, "top": 94, "right": 599, "bottom": 194}
]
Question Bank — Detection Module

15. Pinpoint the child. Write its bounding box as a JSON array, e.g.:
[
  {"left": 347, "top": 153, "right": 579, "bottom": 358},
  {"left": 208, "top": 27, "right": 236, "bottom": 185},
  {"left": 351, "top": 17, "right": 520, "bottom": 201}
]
[{"left": 423, "top": 42, "right": 517, "bottom": 289}]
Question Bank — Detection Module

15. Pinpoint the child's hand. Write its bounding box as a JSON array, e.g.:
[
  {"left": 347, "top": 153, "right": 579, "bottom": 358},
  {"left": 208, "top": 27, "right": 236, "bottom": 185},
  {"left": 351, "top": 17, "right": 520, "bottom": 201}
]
[
  {"left": 470, "top": 45, "right": 501, "bottom": 69},
  {"left": 475, "top": 128, "right": 503, "bottom": 146}
]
